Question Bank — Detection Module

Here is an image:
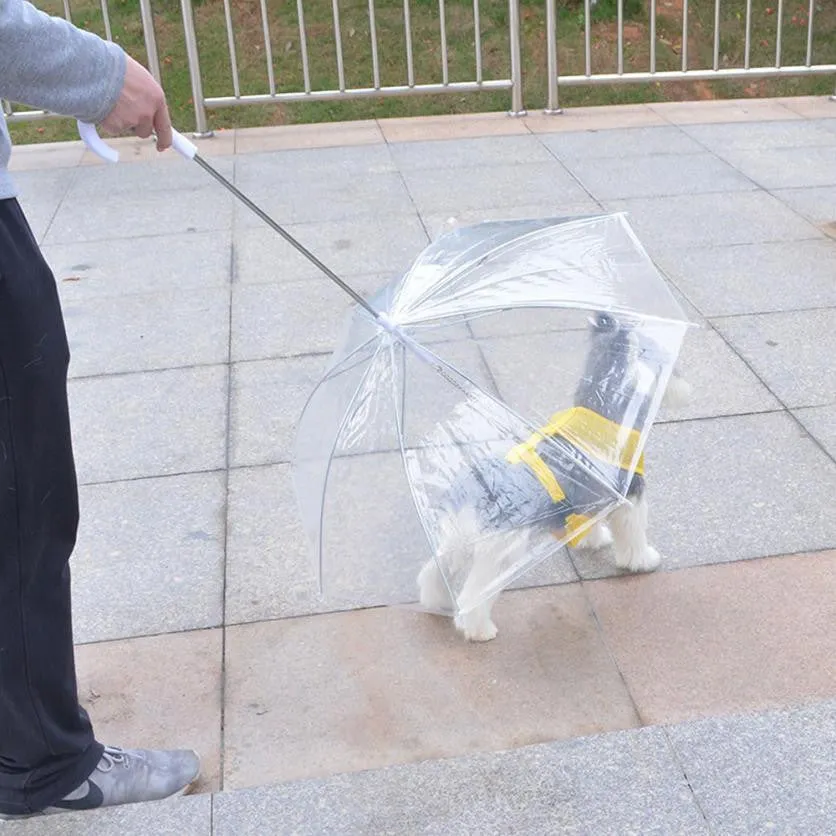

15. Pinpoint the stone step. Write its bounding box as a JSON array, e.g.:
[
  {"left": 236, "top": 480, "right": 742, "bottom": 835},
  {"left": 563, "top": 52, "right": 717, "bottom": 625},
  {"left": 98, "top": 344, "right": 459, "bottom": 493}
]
[{"left": 8, "top": 697, "right": 835, "bottom": 835}]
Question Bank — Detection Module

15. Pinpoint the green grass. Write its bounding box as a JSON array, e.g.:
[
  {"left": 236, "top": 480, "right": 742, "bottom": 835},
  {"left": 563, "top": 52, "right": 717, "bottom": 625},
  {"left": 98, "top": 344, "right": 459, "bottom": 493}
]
[{"left": 9, "top": 0, "right": 835, "bottom": 144}]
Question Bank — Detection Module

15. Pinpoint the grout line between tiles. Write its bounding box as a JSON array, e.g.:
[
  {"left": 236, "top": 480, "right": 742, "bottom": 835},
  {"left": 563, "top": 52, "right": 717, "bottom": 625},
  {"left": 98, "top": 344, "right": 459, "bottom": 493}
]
[
  {"left": 217, "top": 160, "right": 238, "bottom": 795},
  {"left": 660, "top": 726, "right": 715, "bottom": 834}
]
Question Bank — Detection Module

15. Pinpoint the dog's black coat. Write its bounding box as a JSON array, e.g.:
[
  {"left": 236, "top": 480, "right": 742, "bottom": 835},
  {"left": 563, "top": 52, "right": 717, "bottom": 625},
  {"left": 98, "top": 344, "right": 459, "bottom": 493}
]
[{"left": 444, "top": 312, "right": 669, "bottom": 535}]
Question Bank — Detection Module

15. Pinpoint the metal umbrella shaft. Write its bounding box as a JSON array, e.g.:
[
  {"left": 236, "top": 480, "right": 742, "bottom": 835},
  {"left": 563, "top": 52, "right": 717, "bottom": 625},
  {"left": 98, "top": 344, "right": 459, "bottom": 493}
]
[{"left": 190, "top": 154, "right": 379, "bottom": 319}]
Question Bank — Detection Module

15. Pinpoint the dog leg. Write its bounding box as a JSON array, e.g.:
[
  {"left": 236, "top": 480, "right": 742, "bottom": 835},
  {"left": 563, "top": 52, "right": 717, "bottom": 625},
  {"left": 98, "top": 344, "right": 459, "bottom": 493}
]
[
  {"left": 417, "top": 558, "right": 453, "bottom": 612},
  {"left": 573, "top": 520, "right": 613, "bottom": 550},
  {"left": 608, "top": 493, "right": 660, "bottom": 573},
  {"left": 454, "top": 529, "right": 529, "bottom": 642}
]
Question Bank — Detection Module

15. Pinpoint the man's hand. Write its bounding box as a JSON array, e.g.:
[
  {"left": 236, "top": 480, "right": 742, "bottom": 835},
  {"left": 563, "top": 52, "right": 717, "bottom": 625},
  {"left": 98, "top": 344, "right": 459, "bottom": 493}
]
[{"left": 100, "top": 55, "right": 172, "bottom": 151}]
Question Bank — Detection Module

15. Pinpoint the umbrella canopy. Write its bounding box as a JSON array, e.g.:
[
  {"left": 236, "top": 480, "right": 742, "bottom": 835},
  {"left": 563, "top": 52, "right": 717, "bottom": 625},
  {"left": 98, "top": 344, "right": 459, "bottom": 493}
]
[{"left": 293, "top": 213, "right": 691, "bottom": 616}]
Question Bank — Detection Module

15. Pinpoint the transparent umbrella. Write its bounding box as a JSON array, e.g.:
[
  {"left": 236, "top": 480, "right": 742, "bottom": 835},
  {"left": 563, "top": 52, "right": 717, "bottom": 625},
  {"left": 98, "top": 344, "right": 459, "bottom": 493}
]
[
  {"left": 292, "top": 212, "right": 692, "bottom": 617},
  {"left": 74, "top": 126, "right": 691, "bottom": 617}
]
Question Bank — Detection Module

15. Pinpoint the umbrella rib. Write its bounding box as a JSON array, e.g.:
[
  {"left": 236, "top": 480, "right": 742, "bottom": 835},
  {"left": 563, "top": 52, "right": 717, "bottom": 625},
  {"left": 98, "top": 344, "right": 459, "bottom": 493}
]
[
  {"left": 401, "top": 217, "right": 605, "bottom": 315},
  {"left": 309, "top": 339, "right": 389, "bottom": 588}
]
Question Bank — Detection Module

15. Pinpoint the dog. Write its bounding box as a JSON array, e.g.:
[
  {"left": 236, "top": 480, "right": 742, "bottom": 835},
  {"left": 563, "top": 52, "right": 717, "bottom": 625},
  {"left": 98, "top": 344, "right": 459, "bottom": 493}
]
[{"left": 416, "top": 311, "right": 691, "bottom": 642}]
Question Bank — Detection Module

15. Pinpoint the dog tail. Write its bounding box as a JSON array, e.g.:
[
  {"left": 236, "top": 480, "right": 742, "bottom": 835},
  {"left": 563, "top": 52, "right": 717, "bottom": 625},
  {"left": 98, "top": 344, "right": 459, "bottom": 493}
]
[{"left": 662, "top": 369, "right": 692, "bottom": 409}]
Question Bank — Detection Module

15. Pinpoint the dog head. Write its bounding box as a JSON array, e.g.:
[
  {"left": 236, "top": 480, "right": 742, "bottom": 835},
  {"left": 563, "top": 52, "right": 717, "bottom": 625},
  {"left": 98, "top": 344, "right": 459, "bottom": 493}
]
[{"left": 574, "top": 311, "right": 667, "bottom": 428}]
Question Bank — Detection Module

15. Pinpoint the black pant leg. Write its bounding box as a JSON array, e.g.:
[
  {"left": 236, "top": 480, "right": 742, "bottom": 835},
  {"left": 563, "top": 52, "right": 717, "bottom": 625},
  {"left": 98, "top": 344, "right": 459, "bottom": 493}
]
[{"left": 0, "top": 198, "right": 102, "bottom": 815}]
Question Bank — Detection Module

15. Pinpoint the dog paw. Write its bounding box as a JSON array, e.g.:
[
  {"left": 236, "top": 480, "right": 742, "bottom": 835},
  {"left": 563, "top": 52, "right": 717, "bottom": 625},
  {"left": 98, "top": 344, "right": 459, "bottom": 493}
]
[
  {"left": 454, "top": 614, "right": 498, "bottom": 642},
  {"left": 617, "top": 546, "right": 661, "bottom": 573}
]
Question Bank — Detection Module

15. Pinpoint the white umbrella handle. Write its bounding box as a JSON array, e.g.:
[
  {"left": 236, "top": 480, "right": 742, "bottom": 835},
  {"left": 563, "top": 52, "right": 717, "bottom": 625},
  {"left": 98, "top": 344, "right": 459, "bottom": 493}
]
[{"left": 77, "top": 121, "right": 197, "bottom": 163}]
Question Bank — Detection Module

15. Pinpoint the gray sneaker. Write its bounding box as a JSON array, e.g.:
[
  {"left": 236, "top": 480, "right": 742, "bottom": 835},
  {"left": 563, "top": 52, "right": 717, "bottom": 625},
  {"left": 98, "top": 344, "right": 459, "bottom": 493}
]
[{"left": 0, "top": 746, "right": 201, "bottom": 820}]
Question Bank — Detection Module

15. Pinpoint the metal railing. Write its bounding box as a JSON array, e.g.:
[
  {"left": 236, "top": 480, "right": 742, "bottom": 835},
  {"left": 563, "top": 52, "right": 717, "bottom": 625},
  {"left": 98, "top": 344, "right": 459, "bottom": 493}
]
[
  {"left": 544, "top": 0, "right": 836, "bottom": 113},
  {"left": 180, "top": 0, "right": 526, "bottom": 134},
  {"left": 3, "top": 0, "right": 834, "bottom": 132}
]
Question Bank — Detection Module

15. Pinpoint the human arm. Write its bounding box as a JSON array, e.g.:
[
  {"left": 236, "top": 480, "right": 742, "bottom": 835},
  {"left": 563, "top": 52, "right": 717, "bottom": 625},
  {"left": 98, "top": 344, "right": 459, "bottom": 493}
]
[{"left": 0, "top": 0, "right": 171, "bottom": 149}]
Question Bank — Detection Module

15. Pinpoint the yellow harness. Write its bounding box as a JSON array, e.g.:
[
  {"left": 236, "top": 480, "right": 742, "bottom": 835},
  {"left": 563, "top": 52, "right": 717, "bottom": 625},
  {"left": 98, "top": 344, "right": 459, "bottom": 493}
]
[{"left": 505, "top": 406, "right": 645, "bottom": 546}]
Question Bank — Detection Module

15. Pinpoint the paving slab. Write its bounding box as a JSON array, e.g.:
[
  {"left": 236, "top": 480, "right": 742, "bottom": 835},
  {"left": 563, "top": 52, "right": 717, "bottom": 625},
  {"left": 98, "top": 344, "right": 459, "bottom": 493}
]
[
  {"left": 68, "top": 365, "right": 228, "bottom": 484},
  {"left": 234, "top": 145, "right": 396, "bottom": 182},
  {"left": 74, "top": 629, "right": 223, "bottom": 793},
  {"left": 388, "top": 135, "right": 556, "bottom": 170},
  {"left": 540, "top": 125, "right": 704, "bottom": 160},
  {"left": 64, "top": 155, "right": 235, "bottom": 197},
  {"left": 222, "top": 585, "right": 640, "bottom": 790},
  {"left": 43, "top": 231, "right": 232, "bottom": 299},
  {"left": 778, "top": 96, "right": 836, "bottom": 119},
  {"left": 7, "top": 139, "right": 86, "bottom": 172},
  {"left": 569, "top": 412, "right": 836, "bottom": 578},
  {"left": 713, "top": 308, "right": 836, "bottom": 408},
  {"left": 44, "top": 187, "right": 234, "bottom": 244},
  {"left": 225, "top": 463, "right": 323, "bottom": 624},
  {"left": 233, "top": 171, "right": 416, "bottom": 228},
  {"left": 235, "top": 120, "right": 384, "bottom": 153},
  {"left": 63, "top": 287, "right": 229, "bottom": 378},
  {"left": 400, "top": 162, "right": 593, "bottom": 217},
  {"left": 607, "top": 191, "right": 822, "bottom": 249},
  {"left": 71, "top": 471, "right": 225, "bottom": 643},
  {"left": 232, "top": 216, "right": 427, "bottom": 285},
  {"left": 524, "top": 104, "right": 667, "bottom": 133},
  {"left": 230, "top": 277, "right": 390, "bottom": 362},
  {"left": 667, "top": 699, "right": 836, "bottom": 834},
  {"left": 0, "top": 795, "right": 211, "bottom": 836},
  {"left": 716, "top": 145, "right": 836, "bottom": 190},
  {"left": 230, "top": 355, "right": 327, "bottom": 468},
  {"left": 680, "top": 118, "right": 836, "bottom": 151},
  {"left": 584, "top": 551, "right": 836, "bottom": 725},
  {"left": 12, "top": 167, "right": 76, "bottom": 242},
  {"left": 654, "top": 238, "right": 836, "bottom": 316},
  {"left": 772, "top": 184, "right": 836, "bottom": 227},
  {"left": 648, "top": 98, "right": 800, "bottom": 124},
  {"left": 794, "top": 404, "right": 836, "bottom": 462},
  {"left": 380, "top": 111, "right": 531, "bottom": 142},
  {"left": 563, "top": 153, "right": 755, "bottom": 201},
  {"left": 213, "top": 726, "right": 706, "bottom": 836}
]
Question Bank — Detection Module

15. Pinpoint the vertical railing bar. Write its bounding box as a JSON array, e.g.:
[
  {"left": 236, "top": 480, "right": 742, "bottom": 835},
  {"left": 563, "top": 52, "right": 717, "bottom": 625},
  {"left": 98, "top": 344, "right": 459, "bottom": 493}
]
[
  {"left": 368, "top": 0, "right": 381, "bottom": 89},
  {"left": 62, "top": 0, "right": 72, "bottom": 23},
  {"left": 332, "top": 0, "right": 346, "bottom": 92},
  {"left": 617, "top": 0, "right": 624, "bottom": 74},
  {"left": 743, "top": 0, "right": 752, "bottom": 69},
  {"left": 139, "top": 0, "right": 162, "bottom": 83},
  {"left": 222, "top": 0, "right": 241, "bottom": 98},
  {"left": 650, "top": 0, "right": 656, "bottom": 74},
  {"left": 712, "top": 0, "right": 721, "bottom": 71},
  {"left": 99, "top": 0, "right": 112, "bottom": 41},
  {"left": 681, "top": 0, "right": 688, "bottom": 71},
  {"left": 296, "top": 0, "right": 312, "bottom": 93},
  {"left": 805, "top": 0, "right": 814, "bottom": 67},
  {"left": 439, "top": 0, "right": 449, "bottom": 86},
  {"left": 473, "top": 0, "right": 483, "bottom": 84},
  {"left": 508, "top": 0, "right": 524, "bottom": 114},
  {"left": 403, "top": 0, "right": 415, "bottom": 87},
  {"left": 584, "top": 0, "right": 591, "bottom": 77},
  {"left": 259, "top": 0, "right": 276, "bottom": 96},
  {"left": 546, "top": 0, "right": 559, "bottom": 109},
  {"left": 775, "top": 0, "right": 784, "bottom": 67},
  {"left": 179, "top": 0, "right": 210, "bottom": 135}
]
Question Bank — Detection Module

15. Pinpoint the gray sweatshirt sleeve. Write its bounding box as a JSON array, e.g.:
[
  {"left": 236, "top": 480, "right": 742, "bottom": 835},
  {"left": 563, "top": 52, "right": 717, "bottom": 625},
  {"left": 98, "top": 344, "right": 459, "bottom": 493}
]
[{"left": 0, "top": 0, "right": 126, "bottom": 124}]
